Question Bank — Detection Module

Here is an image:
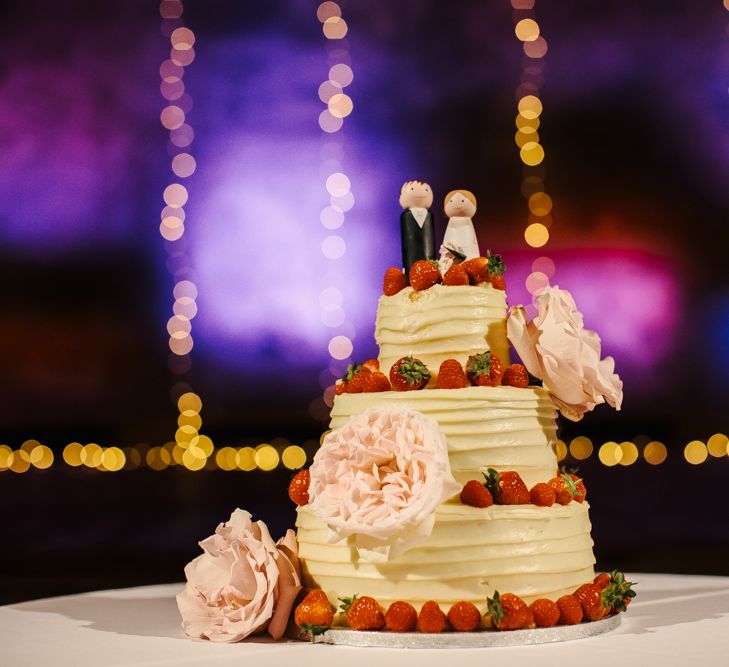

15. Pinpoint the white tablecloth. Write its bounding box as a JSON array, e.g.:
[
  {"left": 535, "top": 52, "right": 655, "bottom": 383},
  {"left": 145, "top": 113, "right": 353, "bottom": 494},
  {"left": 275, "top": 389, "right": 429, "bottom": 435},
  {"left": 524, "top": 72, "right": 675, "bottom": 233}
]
[{"left": 1, "top": 573, "right": 728, "bottom": 666}]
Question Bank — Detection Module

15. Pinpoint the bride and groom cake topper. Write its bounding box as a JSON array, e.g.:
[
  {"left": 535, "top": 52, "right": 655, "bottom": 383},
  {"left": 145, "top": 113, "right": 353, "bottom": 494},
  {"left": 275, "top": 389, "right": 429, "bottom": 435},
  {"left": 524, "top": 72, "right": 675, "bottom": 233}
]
[{"left": 399, "top": 180, "right": 480, "bottom": 276}]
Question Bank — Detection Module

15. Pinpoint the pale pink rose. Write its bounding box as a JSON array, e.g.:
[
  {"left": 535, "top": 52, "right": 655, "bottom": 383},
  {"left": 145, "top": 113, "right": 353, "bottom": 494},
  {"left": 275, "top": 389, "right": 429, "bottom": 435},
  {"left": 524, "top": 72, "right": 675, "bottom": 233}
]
[
  {"left": 308, "top": 407, "right": 461, "bottom": 559},
  {"left": 507, "top": 285, "right": 623, "bottom": 422},
  {"left": 176, "top": 509, "right": 301, "bottom": 643}
]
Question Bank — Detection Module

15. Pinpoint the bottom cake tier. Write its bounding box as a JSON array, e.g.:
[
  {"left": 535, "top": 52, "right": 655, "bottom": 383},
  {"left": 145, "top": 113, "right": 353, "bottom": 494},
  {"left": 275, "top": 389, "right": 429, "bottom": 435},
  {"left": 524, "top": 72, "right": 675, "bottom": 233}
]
[{"left": 296, "top": 502, "right": 596, "bottom": 610}]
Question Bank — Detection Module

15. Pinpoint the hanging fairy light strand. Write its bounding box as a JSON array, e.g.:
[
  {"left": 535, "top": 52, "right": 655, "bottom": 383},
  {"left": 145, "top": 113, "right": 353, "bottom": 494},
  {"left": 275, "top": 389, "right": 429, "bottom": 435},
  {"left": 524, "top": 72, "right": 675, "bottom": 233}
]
[
  {"left": 313, "top": 1, "right": 356, "bottom": 421},
  {"left": 510, "top": 1, "right": 556, "bottom": 302},
  {"left": 158, "top": 0, "right": 212, "bottom": 469}
]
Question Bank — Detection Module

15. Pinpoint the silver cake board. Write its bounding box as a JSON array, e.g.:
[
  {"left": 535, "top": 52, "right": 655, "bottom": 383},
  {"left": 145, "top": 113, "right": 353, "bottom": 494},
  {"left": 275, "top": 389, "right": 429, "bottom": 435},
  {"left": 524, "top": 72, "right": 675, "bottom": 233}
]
[{"left": 307, "top": 613, "right": 620, "bottom": 649}]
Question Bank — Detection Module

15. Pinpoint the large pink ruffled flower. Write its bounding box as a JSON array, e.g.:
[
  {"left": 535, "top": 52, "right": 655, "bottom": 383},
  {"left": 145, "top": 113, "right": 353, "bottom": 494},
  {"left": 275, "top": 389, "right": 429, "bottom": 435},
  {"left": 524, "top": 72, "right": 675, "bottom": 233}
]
[
  {"left": 507, "top": 285, "right": 623, "bottom": 422},
  {"left": 308, "top": 407, "right": 460, "bottom": 559},
  {"left": 176, "top": 509, "right": 301, "bottom": 642}
]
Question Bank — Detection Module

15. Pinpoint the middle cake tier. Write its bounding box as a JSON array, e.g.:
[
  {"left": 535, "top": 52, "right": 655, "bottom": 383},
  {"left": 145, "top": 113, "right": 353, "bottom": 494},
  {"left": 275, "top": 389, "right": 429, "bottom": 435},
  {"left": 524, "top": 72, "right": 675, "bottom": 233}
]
[{"left": 330, "top": 386, "right": 559, "bottom": 488}]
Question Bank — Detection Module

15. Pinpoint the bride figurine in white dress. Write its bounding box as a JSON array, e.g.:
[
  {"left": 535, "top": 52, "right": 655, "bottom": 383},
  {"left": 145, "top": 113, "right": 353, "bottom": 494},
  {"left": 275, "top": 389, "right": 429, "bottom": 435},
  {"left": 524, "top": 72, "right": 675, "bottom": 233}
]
[{"left": 439, "top": 189, "right": 480, "bottom": 272}]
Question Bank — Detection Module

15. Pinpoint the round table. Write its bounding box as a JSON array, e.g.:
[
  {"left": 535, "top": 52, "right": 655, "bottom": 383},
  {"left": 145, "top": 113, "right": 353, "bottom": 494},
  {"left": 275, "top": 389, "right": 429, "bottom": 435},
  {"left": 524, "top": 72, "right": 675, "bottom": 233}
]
[{"left": 2, "top": 573, "right": 728, "bottom": 666}]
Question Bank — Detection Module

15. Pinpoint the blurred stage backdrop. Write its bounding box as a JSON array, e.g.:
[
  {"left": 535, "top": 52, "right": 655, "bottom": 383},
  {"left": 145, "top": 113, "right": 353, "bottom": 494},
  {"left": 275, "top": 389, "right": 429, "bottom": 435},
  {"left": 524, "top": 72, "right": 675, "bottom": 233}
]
[{"left": 1, "top": 0, "right": 729, "bottom": 603}]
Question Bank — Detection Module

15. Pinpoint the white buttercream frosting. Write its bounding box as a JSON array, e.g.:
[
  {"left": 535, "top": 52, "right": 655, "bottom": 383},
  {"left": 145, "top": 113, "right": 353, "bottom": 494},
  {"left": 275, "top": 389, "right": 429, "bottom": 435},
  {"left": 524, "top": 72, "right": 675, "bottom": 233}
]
[
  {"left": 375, "top": 284, "right": 510, "bottom": 383},
  {"left": 296, "top": 502, "right": 595, "bottom": 609},
  {"left": 330, "top": 386, "right": 558, "bottom": 489}
]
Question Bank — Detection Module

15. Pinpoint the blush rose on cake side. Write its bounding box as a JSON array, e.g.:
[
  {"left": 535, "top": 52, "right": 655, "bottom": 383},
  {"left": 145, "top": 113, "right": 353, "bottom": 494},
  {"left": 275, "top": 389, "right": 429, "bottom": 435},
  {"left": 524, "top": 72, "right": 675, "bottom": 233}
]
[{"left": 307, "top": 407, "right": 461, "bottom": 559}]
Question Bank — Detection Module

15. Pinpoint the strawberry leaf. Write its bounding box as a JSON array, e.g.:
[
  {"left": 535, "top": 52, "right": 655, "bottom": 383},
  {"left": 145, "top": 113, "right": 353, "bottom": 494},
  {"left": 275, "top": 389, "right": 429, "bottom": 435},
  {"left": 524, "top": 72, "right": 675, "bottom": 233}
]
[
  {"left": 337, "top": 594, "right": 357, "bottom": 615},
  {"left": 299, "top": 624, "right": 330, "bottom": 642},
  {"left": 485, "top": 591, "right": 504, "bottom": 627},
  {"left": 486, "top": 250, "right": 505, "bottom": 276}
]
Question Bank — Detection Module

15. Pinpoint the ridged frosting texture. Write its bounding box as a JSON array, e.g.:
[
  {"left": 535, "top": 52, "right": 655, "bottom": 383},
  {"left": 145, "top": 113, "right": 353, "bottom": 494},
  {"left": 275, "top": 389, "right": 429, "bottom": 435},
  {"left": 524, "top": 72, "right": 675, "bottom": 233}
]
[
  {"left": 330, "top": 386, "right": 559, "bottom": 489},
  {"left": 296, "top": 502, "right": 595, "bottom": 609},
  {"left": 375, "top": 284, "right": 510, "bottom": 381}
]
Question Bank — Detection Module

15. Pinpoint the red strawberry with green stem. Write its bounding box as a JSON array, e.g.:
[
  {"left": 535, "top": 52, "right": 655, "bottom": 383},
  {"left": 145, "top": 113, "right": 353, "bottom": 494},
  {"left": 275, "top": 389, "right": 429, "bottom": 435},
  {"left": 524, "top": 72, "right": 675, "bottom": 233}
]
[
  {"left": 390, "top": 356, "right": 431, "bottom": 391},
  {"left": 574, "top": 582, "right": 610, "bottom": 621},
  {"left": 486, "top": 591, "right": 534, "bottom": 630},
  {"left": 295, "top": 590, "right": 333, "bottom": 639},
  {"left": 601, "top": 570, "right": 637, "bottom": 613},
  {"left": 484, "top": 467, "right": 530, "bottom": 505},
  {"left": 409, "top": 260, "right": 441, "bottom": 291},
  {"left": 466, "top": 351, "right": 505, "bottom": 387}
]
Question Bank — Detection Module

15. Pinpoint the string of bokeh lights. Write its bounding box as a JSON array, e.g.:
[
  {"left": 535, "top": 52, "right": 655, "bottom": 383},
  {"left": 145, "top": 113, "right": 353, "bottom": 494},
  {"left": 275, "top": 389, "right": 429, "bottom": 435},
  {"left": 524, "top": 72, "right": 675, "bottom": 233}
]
[
  {"left": 2, "top": 433, "right": 728, "bottom": 474},
  {"left": 511, "top": 1, "right": 556, "bottom": 310},
  {"left": 159, "top": 0, "right": 217, "bottom": 471},
  {"left": 314, "top": 1, "right": 357, "bottom": 421}
]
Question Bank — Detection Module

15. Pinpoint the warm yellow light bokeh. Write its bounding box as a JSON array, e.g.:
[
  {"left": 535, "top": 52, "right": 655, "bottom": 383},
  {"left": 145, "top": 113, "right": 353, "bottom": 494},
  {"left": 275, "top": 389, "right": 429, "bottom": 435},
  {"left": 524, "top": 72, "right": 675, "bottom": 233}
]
[
  {"left": 598, "top": 441, "right": 622, "bottom": 466},
  {"left": 255, "top": 445, "right": 280, "bottom": 471},
  {"left": 177, "top": 391, "right": 202, "bottom": 414},
  {"left": 515, "top": 18, "right": 540, "bottom": 42},
  {"left": 517, "top": 95, "right": 543, "bottom": 119},
  {"left": 684, "top": 440, "right": 708, "bottom": 465},
  {"left": 524, "top": 222, "right": 549, "bottom": 247},
  {"left": 707, "top": 433, "right": 728, "bottom": 458},
  {"left": 282, "top": 445, "right": 307, "bottom": 470},
  {"left": 528, "top": 192, "right": 553, "bottom": 216},
  {"left": 555, "top": 439, "right": 567, "bottom": 461},
  {"left": 237, "top": 447, "right": 257, "bottom": 471},
  {"left": 520, "top": 142, "right": 545, "bottom": 166},
  {"left": 619, "top": 441, "right": 639, "bottom": 466},
  {"left": 644, "top": 441, "right": 668, "bottom": 465},
  {"left": 569, "top": 436, "right": 593, "bottom": 461}
]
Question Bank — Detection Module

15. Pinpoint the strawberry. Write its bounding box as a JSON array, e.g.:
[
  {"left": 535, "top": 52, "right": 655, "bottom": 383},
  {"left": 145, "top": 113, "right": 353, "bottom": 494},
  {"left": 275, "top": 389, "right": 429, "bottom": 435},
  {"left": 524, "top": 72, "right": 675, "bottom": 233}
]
[
  {"left": 529, "top": 482, "right": 555, "bottom": 507},
  {"left": 334, "top": 379, "right": 346, "bottom": 395},
  {"left": 548, "top": 473, "right": 583, "bottom": 505},
  {"left": 490, "top": 275, "right": 506, "bottom": 291},
  {"left": 529, "top": 598, "right": 560, "bottom": 628},
  {"left": 447, "top": 601, "right": 481, "bottom": 632},
  {"left": 556, "top": 594, "right": 583, "bottom": 625},
  {"left": 568, "top": 473, "right": 587, "bottom": 503},
  {"left": 502, "top": 363, "right": 529, "bottom": 388},
  {"left": 385, "top": 601, "right": 418, "bottom": 632},
  {"left": 363, "top": 371, "right": 391, "bottom": 393},
  {"left": 409, "top": 259, "right": 441, "bottom": 291},
  {"left": 601, "top": 570, "right": 637, "bottom": 613},
  {"left": 436, "top": 359, "right": 468, "bottom": 389},
  {"left": 344, "top": 363, "right": 367, "bottom": 394},
  {"left": 461, "top": 257, "right": 489, "bottom": 284},
  {"left": 466, "top": 351, "right": 505, "bottom": 387},
  {"left": 288, "top": 469, "right": 310, "bottom": 506},
  {"left": 383, "top": 267, "right": 406, "bottom": 296},
  {"left": 295, "top": 589, "right": 333, "bottom": 630},
  {"left": 593, "top": 572, "right": 611, "bottom": 591},
  {"left": 417, "top": 600, "right": 447, "bottom": 633},
  {"left": 442, "top": 263, "right": 469, "bottom": 286},
  {"left": 362, "top": 358, "right": 380, "bottom": 373},
  {"left": 460, "top": 480, "right": 494, "bottom": 508},
  {"left": 486, "top": 591, "right": 534, "bottom": 630},
  {"left": 389, "top": 356, "right": 431, "bottom": 391},
  {"left": 340, "top": 595, "right": 385, "bottom": 631},
  {"left": 574, "top": 583, "right": 610, "bottom": 622},
  {"left": 484, "top": 468, "right": 530, "bottom": 505}
]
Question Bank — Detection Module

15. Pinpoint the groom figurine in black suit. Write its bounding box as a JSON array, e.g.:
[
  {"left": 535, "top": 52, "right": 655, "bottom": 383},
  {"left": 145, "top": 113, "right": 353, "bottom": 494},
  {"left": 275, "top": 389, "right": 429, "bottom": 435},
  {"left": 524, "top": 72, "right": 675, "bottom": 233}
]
[{"left": 399, "top": 180, "right": 436, "bottom": 278}]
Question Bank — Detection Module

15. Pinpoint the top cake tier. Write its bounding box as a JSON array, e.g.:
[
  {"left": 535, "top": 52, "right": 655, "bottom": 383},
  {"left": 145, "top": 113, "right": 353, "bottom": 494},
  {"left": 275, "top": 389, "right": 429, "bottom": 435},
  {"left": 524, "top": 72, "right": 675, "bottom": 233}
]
[{"left": 375, "top": 283, "right": 510, "bottom": 381}]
